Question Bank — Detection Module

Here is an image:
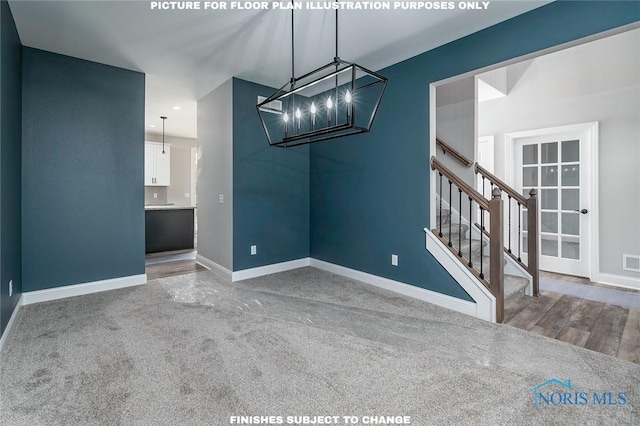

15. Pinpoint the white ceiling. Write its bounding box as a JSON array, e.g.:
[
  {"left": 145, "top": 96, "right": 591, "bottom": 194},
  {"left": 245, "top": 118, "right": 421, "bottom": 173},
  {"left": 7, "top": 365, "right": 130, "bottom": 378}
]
[{"left": 9, "top": 0, "right": 549, "bottom": 139}]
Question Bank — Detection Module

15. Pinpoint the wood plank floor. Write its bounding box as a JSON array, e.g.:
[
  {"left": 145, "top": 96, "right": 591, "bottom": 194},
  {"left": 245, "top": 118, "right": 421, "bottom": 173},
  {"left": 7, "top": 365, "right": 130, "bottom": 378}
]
[
  {"left": 505, "top": 289, "right": 640, "bottom": 364},
  {"left": 146, "top": 260, "right": 206, "bottom": 280}
]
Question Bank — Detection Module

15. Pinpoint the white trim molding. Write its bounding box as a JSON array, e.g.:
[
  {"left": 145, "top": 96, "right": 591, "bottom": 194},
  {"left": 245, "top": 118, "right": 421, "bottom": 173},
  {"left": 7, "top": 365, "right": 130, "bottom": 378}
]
[
  {"left": 22, "top": 274, "right": 147, "bottom": 305},
  {"left": 196, "top": 254, "right": 232, "bottom": 279},
  {"left": 0, "top": 295, "right": 23, "bottom": 357},
  {"left": 232, "top": 258, "right": 311, "bottom": 282},
  {"left": 595, "top": 273, "right": 640, "bottom": 292},
  {"left": 423, "top": 230, "right": 496, "bottom": 322},
  {"left": 311, "top": 257, "right": 483, "bottom": 321}
]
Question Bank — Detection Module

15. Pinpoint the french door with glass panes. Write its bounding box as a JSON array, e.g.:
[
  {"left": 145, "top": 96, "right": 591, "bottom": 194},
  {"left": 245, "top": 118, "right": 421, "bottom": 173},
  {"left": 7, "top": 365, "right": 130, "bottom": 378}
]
[{"left": 514, "top": 127, "right": 594, "bottom": 277}]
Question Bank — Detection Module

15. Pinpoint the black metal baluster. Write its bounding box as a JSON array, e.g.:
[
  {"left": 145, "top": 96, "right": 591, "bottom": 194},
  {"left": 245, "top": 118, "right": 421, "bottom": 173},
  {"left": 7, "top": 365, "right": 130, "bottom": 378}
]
[
  {"left": 518, "top": 202, "right": 522, "bottom": 262},
  {"left": 481, "top": 176, "right": 486, "bottom": 230},
  {"left": 448, "top": 180, "right": 452, "bottom": 247},
  {"left": 438, "top": 172, "right": 443, "bottom": 237},
  {"left": 507, "top": 195, "right": 512, "bottom": 254},
  {"left": 468, "top": 197, "right": 473, "bottom": 268},
  {"left": 458, "top": 188, "right": 463, "bottom": 257},
  {"left": 479, "top": 206, "right": 485, "bottom": 279}
]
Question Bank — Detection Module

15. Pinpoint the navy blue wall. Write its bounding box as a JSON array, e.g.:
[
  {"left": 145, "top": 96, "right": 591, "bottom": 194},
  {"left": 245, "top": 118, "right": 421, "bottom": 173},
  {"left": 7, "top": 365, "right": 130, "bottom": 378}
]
[
  {"left": 0, "top": 0, "right": 23, "bottom": 335},
  {"left": 233, "top": 78, "right": 310, "bottom": 271},
  {"left": 22, "top": 48, "right": 145, "bottom": 291},
  {"left": 310, "top": 1, "right": 640, "bottom": 301}
]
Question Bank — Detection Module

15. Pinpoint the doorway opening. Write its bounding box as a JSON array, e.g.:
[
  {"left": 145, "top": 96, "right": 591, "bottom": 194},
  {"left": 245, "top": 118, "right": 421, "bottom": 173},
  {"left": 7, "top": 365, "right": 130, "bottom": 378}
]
[{"left": 431, "top": 26, "right": 640, "bottom": 355}]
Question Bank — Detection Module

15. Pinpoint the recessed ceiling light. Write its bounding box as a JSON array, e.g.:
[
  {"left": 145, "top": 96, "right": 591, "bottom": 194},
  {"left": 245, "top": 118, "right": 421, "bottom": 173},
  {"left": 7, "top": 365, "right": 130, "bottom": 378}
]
[
  {"left": 171, "top": 106, "right": 181, "bottom": 110},
  {"left": 149, "top": 124, "right": 156, "bottom": 128}
]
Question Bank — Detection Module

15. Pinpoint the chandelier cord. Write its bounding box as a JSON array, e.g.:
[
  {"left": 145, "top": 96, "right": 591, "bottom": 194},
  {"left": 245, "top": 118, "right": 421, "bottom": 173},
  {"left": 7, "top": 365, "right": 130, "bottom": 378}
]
[
  {"left": 161, "top": 116, "right": 166, "bottom": 154},
  {"left": 291, "top": 10, "right": 295, "bottom": 85},
  {"left": 335, "top": 9, "right": 338, "bottom": 60}
]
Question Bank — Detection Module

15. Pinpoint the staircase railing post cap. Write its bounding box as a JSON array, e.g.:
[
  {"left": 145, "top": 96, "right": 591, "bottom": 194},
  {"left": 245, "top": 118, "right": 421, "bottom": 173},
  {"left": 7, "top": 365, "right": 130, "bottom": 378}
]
[
  {"left": 529, "top": 188, "right": 538, "bottom": 198},
  {"left": 492, "top": 187, "right": 502, "bottom": 198}
]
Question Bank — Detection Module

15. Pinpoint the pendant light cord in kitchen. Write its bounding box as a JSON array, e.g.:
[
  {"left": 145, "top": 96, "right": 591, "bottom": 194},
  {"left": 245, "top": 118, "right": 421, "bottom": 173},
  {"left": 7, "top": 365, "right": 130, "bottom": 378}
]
[{"left": 160, "top": 116, "right": 167, "bottom": 154}]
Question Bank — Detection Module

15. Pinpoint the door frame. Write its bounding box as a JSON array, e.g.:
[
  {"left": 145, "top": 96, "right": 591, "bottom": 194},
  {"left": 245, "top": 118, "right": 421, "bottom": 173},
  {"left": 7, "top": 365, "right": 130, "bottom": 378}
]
[{"left": 504, "top": 122, "right": 599, "bottom": 281}]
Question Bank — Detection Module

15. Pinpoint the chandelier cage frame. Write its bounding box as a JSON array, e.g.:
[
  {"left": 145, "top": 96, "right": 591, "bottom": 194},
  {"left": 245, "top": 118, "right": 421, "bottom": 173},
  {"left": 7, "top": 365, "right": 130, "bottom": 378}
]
[{"left": 256, "top": 10, "right": 388, "bottom": 148}]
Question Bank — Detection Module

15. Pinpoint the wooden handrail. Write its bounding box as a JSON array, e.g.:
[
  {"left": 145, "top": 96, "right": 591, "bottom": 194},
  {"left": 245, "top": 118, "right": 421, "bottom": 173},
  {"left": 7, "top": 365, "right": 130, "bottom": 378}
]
[
  {"left": 436, "top": 138, "right": 473, "bottom": 168},
  {"left": 475, "top": 163, "right": 527, "bottom": 205},
  {"left": 431, "top": 156, "right": 489, "bottom": 210}
]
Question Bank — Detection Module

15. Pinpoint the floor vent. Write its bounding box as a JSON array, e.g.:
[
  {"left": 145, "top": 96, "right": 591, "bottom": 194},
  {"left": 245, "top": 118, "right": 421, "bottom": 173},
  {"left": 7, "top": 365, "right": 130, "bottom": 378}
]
[{"left": 623, "top": 254, "right": 640, "bottom": 272}]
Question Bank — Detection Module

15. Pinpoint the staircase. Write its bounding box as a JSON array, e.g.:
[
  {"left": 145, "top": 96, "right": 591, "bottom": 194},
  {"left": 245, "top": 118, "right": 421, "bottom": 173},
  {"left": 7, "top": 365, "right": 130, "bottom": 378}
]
[
  {"left": 430, "top": 137, "right": 540, "bottom": 323},
  {"left": 436, "top": 208, "right": 529, "bottom": 304}
]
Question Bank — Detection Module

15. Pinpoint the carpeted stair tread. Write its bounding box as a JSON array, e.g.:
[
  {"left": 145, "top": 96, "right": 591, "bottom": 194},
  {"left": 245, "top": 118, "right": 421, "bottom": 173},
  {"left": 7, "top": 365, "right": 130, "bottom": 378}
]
[
  {"left": 435, "top": 214, "right": 531, "bottom": 306},
  {"left": 505, "top": 274, "right": 529, "bottom": 301}
]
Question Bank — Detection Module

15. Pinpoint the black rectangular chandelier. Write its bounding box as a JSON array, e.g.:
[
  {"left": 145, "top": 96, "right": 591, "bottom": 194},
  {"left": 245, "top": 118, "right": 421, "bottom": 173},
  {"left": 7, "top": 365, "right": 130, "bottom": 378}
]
[{"left": 257, "top": 11, "right": 388, "bottom": 148}]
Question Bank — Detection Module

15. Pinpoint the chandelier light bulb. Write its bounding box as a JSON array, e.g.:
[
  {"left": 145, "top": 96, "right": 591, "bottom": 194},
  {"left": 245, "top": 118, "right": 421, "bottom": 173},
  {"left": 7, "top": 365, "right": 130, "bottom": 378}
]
[{"left": 256, "top": 9, "right": 388, "bottom": 147}]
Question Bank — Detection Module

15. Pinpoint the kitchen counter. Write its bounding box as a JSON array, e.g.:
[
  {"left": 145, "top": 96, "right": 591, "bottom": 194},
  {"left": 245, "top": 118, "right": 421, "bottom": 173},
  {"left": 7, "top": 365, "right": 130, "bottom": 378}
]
[
  {"left": 145, "top": 207, "right": 195, "bottom": 254},
  {"left": 145, "top": 205, "right": 196, "bottom": 211}
]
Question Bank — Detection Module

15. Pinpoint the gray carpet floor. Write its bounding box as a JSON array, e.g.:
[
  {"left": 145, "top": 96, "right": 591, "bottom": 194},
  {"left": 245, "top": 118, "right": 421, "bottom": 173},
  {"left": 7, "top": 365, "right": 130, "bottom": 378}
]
[{"left": 1, "top": 267, "right": 639, "bottom": 425}]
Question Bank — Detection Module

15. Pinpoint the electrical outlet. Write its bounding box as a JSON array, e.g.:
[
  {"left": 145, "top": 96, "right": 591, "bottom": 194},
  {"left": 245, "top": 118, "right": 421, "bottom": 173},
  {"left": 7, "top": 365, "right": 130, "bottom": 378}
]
[
  {"left": 391, "top": 254, "right": 398, "bottom": 266},
  {"left": 153, "top": 193, "right": 158, "bottom": 199},
  {"left": 8, "top": 280, "right": 13, "bottom": 297},
  {"left": 251, "top": 245, "right": 257, "bottom": 255},
  {"left": 219, "top": 194, "right": 224, "bottom": 204}
]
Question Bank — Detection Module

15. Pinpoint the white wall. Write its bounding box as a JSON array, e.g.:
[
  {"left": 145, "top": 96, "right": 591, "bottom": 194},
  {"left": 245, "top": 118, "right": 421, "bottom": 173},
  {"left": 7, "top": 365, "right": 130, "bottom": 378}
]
[
  {"left": 145, "top": 133, "right": 196, "bottom": 206},
  {"left": 197, "top": 79, "right": 233, "bottom": 271},
  {"left": 436, "top": 78, "right": 476, "bottom": 214},
  {"left": 479, "top": 28, "right": 640, "bottom": 280}
]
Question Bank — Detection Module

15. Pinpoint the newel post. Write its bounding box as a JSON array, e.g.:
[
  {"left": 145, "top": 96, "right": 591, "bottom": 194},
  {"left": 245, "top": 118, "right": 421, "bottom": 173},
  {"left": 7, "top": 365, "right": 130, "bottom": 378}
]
[
  {"left": 489, "top": 187, "right": 504, "bottom": 323},
  {"left": 527, "top": 188, "right": 539, "bottom": 297}
]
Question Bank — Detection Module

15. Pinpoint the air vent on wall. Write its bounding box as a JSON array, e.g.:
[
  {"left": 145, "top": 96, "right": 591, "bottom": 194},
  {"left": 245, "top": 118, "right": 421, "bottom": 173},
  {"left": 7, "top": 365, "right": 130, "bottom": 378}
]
[
  {"left": 257, "top": 96, "right": 282, "bottom": 114},
  {"left": 623, "top": 254, "right": 640, "bottom": 272}
]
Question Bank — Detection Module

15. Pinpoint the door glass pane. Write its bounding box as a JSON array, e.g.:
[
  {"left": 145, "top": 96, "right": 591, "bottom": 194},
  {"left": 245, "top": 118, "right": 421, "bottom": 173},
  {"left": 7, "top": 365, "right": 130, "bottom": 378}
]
[
  {"left": 541, "top": 212, "right": 558, "bottom": 233},
  {"left": 562, "top": 212, "right": 579, "bottom": 235},
  {"left": 541, "top": 235, "right": 559, "bottom": 257},
  {"left": 541, "top": 166, "right": 558, "bottom": 186},
  {"left": 541, "top": 189, "right": 558, "bottom": 210},
  {"left": 562, "top": 165, "right": 579, "bottom": 186},
  {"left": 561, "top": 236, "right": 580, "bottom": 260},
  {"left": 523, "top": 167, "right": 538, "bottom": 186},
  {"left": 561, "top": 189, "right": 579, "bottom": 211},
  {"left": 562, "top": 140, "right": 579, "bottom": 162},
  {"left": 541, "top": 142, "right": 558, "bottom": 164},
  {"left": 522, "top": 212, "right": 528, "bottom": 232},
  {"left": 523, "top": 145, "right": 538, "bottom": 165},
  {"left": 522, "top": 232, "right": 528, "bottom": 254}
]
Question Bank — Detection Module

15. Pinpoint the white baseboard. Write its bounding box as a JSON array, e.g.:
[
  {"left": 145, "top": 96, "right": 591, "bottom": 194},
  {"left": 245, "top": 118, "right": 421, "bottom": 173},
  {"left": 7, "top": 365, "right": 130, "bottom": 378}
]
[
  {"left": 196, "top": 254, "right": 232, "bottom": 279},
  {"left": 232, "top": 258, "right": 311, "bottom": 282},
  {"left": 22, "top": 274, "right": 148, "bottom": 305},
  {"left": 424, "top": 229, "right": 496, "bottom": 322},
  {"left": 310, "top": 258, "right": 481, "bottom": 321},
  {"left": 0, "top": 295, "right": 23, "bottom": 357},
  {"left": 596, "top": 272, "right": 640, "bottom": 291}
]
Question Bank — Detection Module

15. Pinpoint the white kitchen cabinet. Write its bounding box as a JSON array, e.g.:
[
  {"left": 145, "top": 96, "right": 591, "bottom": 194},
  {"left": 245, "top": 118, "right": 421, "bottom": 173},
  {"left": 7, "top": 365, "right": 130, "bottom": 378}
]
[{"left": 145, "top": 142, "right": 171, "bottom": 186}]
